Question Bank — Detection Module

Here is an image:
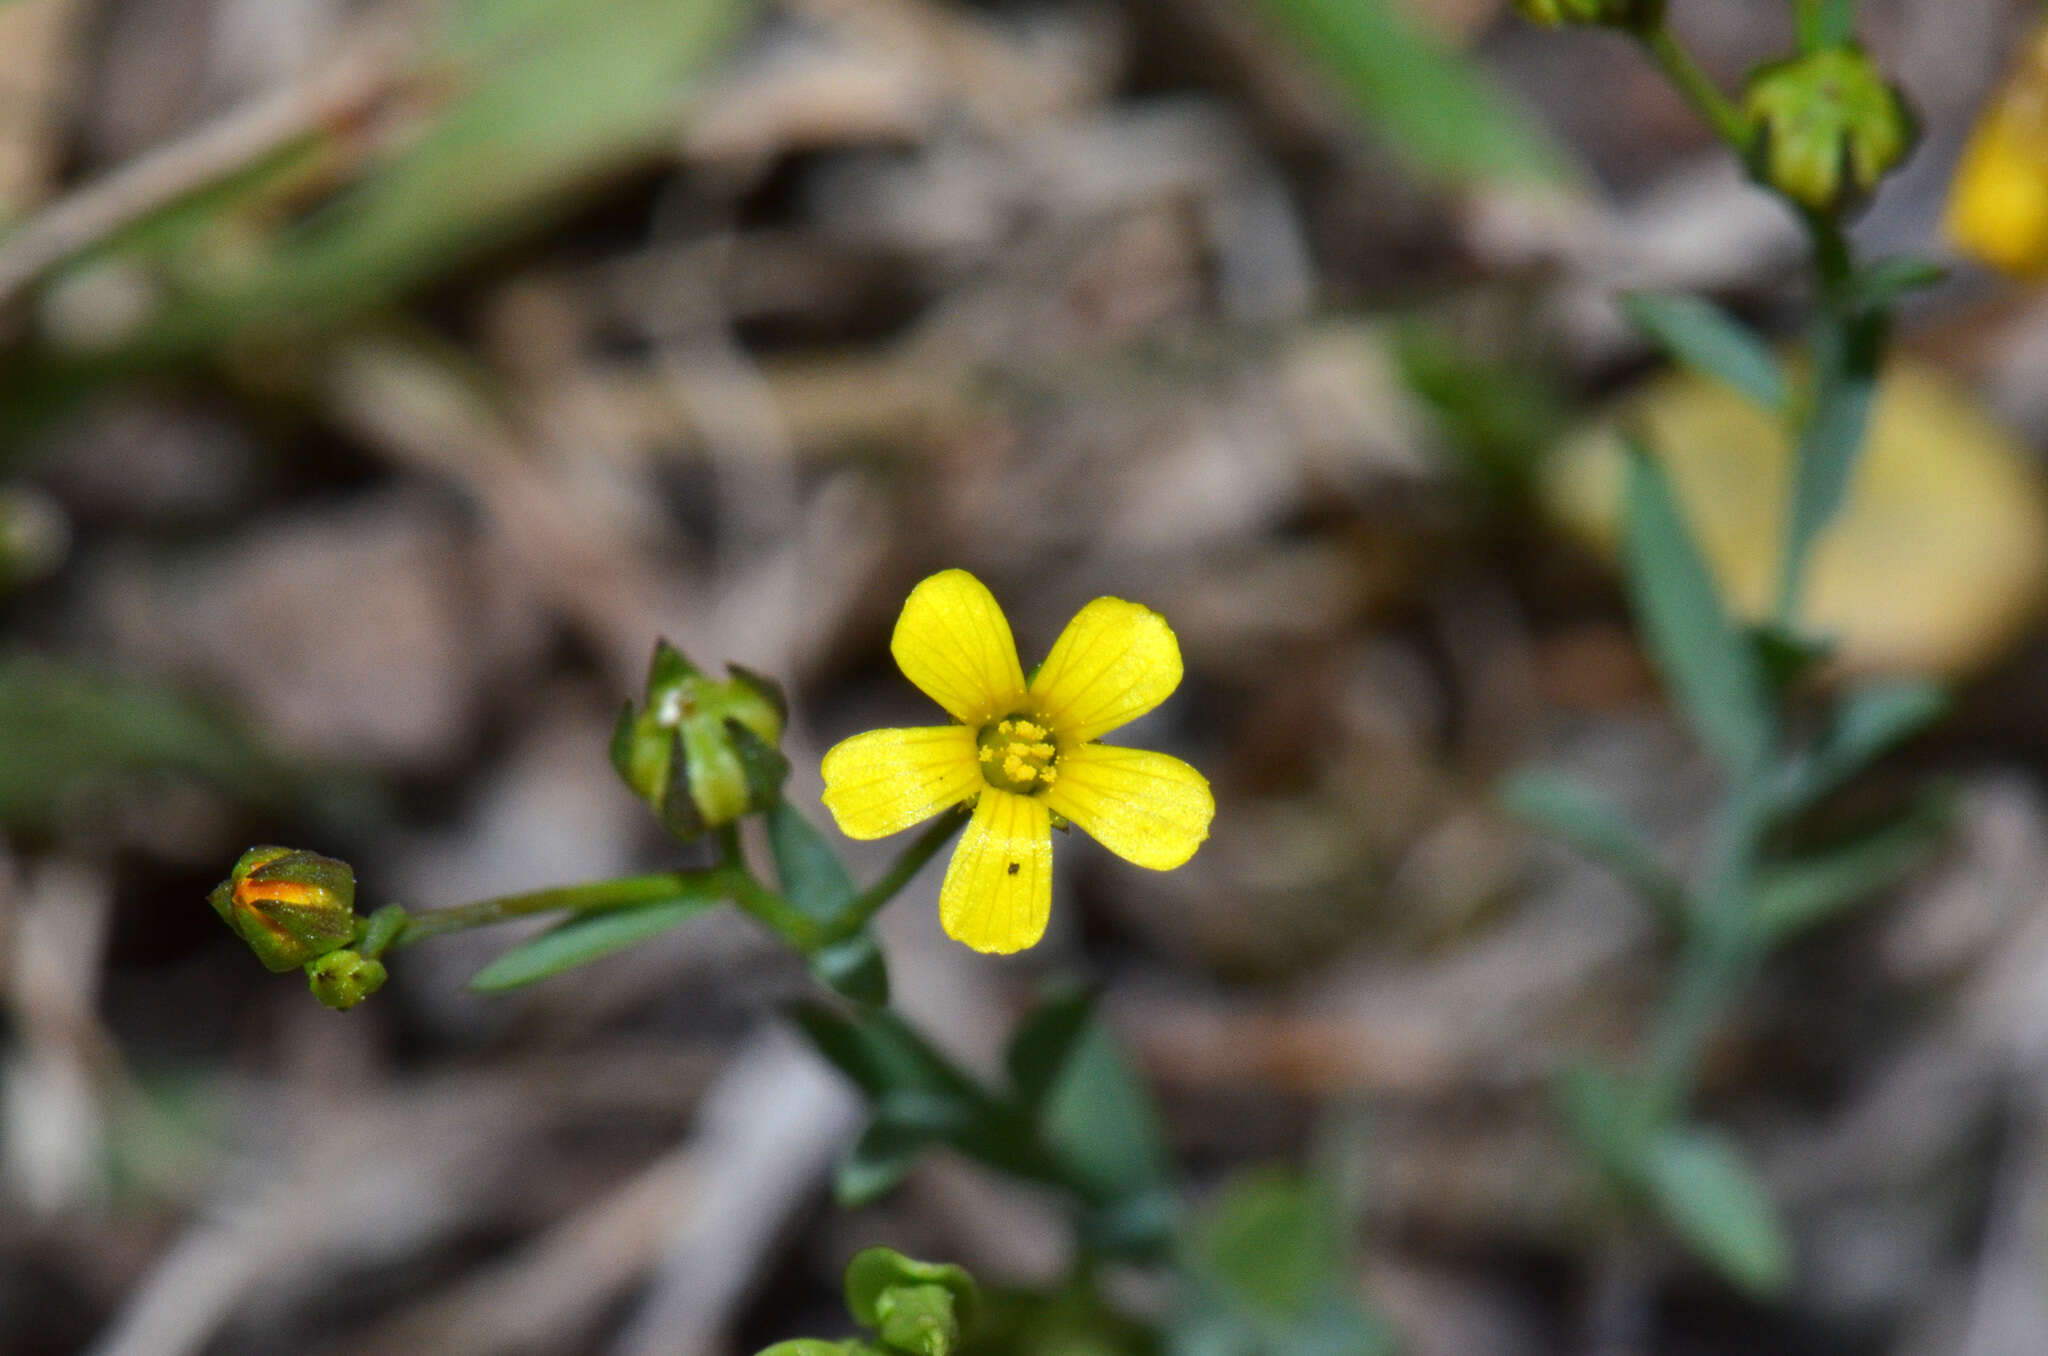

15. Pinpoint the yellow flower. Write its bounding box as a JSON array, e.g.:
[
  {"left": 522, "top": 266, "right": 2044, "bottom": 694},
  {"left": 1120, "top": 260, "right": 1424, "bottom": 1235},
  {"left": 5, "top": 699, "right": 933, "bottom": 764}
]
[
  {"left": 822, "top": 569, "right": 1214, "bottom": 955},
  {"left": 1947, "top": 27, "right": 2048, "bottom": 276}
]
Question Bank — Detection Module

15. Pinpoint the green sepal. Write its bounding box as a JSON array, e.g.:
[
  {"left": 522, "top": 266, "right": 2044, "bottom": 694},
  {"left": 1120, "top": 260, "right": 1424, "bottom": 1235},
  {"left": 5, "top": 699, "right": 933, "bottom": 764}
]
[
  {"left": 658, "top": 728, "right": 708, "bottom": 841},
  {"left": 728, "top": 717, "right": 791, "bottom": 810},
  {"left": 358, "top": 903, "right": 409, "bottom": 958},
  {"left": 210, "top": 845, "right": 359, "bottom": 973},
  {"left": 727, "top": 662, "right": 789, "bottom": 726},
  {"left": 609, "top": 697, "right": 644, "bottom": 789},
  {"left": 647, "top": 637, "right": 702, "bottom": 691}
]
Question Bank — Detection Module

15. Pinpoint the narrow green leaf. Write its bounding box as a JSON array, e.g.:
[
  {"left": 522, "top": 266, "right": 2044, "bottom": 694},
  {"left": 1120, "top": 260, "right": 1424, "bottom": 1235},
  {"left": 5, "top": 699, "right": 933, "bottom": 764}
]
[
  {"left": 1781, "top": 309, "right": 1884, "bottom": 616},
  {"left": 1499, "top": 768, "right": 1687, "bottom": 926},
  {"left": 1753, "top": 813, "right": 1942, "bottom": 943},
  {"left": 1005, "top": 984, "right": 1097, "bottom": 1109},
  {"left": 1640, "top": 1128, "right": 1793, "bottom": 1297},
  {"left": 1783, "top": 680, "right": 1947, "bottom": 809},
  {"left": 1254, "top": 0, "right": 1571, "bottom": 187},
  {"left": 1622, "top": 442, "right": 1775, "bottom": 773},
  {"left": 1621, "top": 294, "right": 1788, "bottom": 413},
  {"left": 1555, "top": 1062, "right": 1653, "bottom": 1179},
  {"left": 467, "top": 895, "right": 714, "bottom": 991},
  {"left": 1853, "top": 256, "right": 1947, "bottom": 310},
  {"left": 768, "top": 801, "right": 857, "bottom": 927}
]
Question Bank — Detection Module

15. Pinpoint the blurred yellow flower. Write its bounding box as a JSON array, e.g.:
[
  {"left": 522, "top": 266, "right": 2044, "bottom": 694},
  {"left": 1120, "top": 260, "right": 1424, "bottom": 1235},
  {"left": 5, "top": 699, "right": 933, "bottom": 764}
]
[
  {"left": 822, "top": 569, "right": 1213, "bottom": 955},
  {"left": 1947, "top": 28, "right": 2048, "bottom": 276}
]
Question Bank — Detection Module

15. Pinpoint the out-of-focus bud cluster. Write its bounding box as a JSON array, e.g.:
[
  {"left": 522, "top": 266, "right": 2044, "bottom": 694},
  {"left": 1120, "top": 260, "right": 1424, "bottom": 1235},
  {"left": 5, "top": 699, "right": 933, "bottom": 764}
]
[
  {"left": 611, "top": 640, "right": 788, "bottom": 839},
  {"left": 1512, "top": 0, "right": 1660, "bottom": 30},
  {"left": 209, "top": 846, "right": 358, "bottom": 973},
  {"left": 1742, "top": 47, "right": 1914, "bottom": 214},
  {"left": 1946, "top": 25, "right": 2048, "bottom": 276},
  {"left": 754, "top": 1249, "right": 979, "bottom": 1356}
]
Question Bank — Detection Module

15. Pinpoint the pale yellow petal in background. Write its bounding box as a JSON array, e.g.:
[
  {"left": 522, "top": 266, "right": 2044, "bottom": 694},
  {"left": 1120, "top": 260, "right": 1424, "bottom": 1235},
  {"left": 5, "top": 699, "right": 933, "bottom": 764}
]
[
  {"left": 890, "top": 569, "right": 1028, "bottom": 726},
  {"left": 939, "top": 787, "right": 1052, "bottom": 954},
  {"left": 1028, "top": 597, "right": 1183, "bottom": 744},
  {"left": 822, "top": 725, "right": 980, "bottom": 839},
  {"left": 1044, "top": 743, "right": 1212, "bottom": 870}
]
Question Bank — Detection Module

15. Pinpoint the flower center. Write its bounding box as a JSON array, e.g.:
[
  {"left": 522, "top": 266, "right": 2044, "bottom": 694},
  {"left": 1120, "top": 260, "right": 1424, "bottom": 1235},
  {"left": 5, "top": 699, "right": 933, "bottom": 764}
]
[{"left": 976, "top": 714, "right": 1060, "bottom": 795}]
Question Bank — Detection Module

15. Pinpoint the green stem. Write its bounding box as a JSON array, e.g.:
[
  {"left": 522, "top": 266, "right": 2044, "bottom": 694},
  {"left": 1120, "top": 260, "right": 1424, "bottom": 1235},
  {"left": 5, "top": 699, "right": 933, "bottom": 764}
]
[
  {"left": 1641, "top": 783, "right": 1772, "bottom": 1121},
  {"left": 1638, "top": 24, "right": 1751, "bottom": 152},
  {"left": 818, "top": 809, "right": 969, "bottom": 946},
  {"left": 391, "top": 870, "right": 728, "bottom": 948}
]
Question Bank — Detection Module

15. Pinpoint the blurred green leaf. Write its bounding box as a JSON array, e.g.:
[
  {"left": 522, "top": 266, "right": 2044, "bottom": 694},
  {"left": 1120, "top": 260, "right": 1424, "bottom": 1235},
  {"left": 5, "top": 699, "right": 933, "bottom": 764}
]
[
  {"left": 1005, "top": 984, "right": 1096, "bottom": 1110},
  {"left": 834, "top": 1120, "right": 925, "bottom": 1209},
  {"left": 0, "top": 652, "right": 303, "bottom": 832},
  {"left": 1622, "top": 440, "right": 1775, "bottom": 774},
  {"left": 1395, "top": 323, "right": 1567, "bottom": 500},
  {"left": 1190, "top": 1170, "right": 1339, "bottom": 1317},
  {"left": 87, "top": 0, "right": 756, "bottom": 362},
  {"left": 1622, "top": 294, "right": 1788, "bottom": 413},
  {"left": 768, "top": 801, "right": 857, "bottom": 926},
  {"left": 1852, "top": 256, "right": 1947, "bottom": 310},
  {"left": 789, "top": 1003, "right": 987, "bottom": 1108},
  {"left": 1782, "top": 308, "right": 1884, "bottom": 615},
  {"left": 467, "top": 893, "right": 717, "bottom": 990},
  {"left": 1175, "top": 1169, "right": 1394, "bottom": 1356},
  {"left": 1499, "top": 768, "right": 1687, "bottom": 926},
  {"left": 1254, "top": 0, "right": 1571, "bottom": 186},
  {"left": 1753, "top": 810, "right": 1942, "bottom": 943},
  {"left": 1640, "top": 1127, "right": 1792, "bottom": 1297},
  {"left": 1041, "top": 1023, "right": 1171, "bottom": 1209},
  {"left": 810, "top": 930, "right": 890, "bottom": 1007},
  {"left": 1555, "top": 1061, "right": 1653, "bottom": 1179},
  {"left": 1784, "top": 680, "right": 1946, "bottom": 808}
]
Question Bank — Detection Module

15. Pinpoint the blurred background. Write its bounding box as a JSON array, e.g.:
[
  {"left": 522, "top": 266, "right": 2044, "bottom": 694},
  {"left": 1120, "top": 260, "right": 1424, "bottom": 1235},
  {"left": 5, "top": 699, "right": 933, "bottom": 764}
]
[{"left": 6, "top": 0, "right": 2048, "bottom": 1352}]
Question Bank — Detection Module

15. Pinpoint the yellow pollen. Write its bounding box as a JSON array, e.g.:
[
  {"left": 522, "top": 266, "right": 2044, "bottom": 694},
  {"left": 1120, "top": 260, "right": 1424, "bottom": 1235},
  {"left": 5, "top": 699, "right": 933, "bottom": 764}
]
[{"left": 975, "top": 712, "right": 1060, "bottom": 794}]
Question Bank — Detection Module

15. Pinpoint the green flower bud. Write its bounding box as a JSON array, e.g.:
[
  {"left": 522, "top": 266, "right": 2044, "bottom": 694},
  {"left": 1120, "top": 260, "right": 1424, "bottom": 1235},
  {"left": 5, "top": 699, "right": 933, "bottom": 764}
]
[
  {"left": 1513, "top": 0, "right": 1660, "bottom": 29},
  {"left": 845, "top": 1249, "right": 978, "bottom": 1356},
  {"left": 208, "top": 846, "right": 358, "bottom": 974},
  {"left": 1743, "top": 47, "right": 1916, "bottom": 214},
  {"left": 610, "top": 640, "right": 789, "bottom": 839},
  {"left": 306, "top": 949, "right": 387, "bottom": 1010}
]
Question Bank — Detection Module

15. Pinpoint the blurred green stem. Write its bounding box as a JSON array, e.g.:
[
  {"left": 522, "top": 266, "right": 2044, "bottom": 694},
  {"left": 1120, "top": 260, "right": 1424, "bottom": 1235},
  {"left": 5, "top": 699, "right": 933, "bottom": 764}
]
[{"left": 1638, "top": 24, "right": 1750, "bottom": 150}]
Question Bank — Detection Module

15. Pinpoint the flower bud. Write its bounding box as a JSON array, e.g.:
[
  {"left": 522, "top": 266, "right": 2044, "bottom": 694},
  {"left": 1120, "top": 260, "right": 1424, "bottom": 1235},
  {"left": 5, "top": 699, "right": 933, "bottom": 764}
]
[
  {"left": 844, "top": 1249, "right": 978, "bottom": 1356},
  {"left": 307, "top": 949, "right": 387, "bottom": 1010},
  {"left": 1742, "top": 47, "right": 1915, "bottom": 215},
  {"left": 1512, "top": 0, "right": 1660, "bottom": 29},
  {"left": 1946, "top": 26, "right": 2048, "bottom": 276},
  {"left": 209, "top": 846, "right": 358, "bottom": 973},
  {"left": 610, "top": 640, "right": 789, "bottom": 839}
]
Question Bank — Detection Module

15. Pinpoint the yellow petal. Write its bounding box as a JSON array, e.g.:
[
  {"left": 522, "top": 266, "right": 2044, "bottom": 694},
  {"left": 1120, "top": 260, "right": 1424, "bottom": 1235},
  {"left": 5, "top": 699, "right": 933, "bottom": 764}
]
[
  {"left": 891, "top": 570, "right": 1028, "bottom": 726},
  {"left": 1044, "top": 743, "right": 1212, "bottom": 870},
  {"left": 1028, "top": 597, "right": 1183, "bottom": 744},
  {"left": 822, "top": 726, "right": 980, "bottom": 840},
  {"left": 939, "top": 788, "right": 1052, "bottom": 954},
  {"left": 1946, "top": 104, "right": 2048, "bottom": 277}
]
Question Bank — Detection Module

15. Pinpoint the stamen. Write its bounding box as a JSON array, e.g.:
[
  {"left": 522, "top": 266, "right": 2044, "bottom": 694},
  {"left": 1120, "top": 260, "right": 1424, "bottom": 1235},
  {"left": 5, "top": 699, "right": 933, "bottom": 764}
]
[{"left": 975, "top": 711, "right": 1061, "bottom": 795}]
